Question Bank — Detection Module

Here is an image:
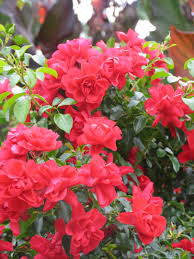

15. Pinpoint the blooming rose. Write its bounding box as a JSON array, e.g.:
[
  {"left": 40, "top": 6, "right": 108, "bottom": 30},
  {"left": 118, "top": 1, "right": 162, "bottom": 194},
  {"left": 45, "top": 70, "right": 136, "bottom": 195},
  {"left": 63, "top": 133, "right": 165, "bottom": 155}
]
[
  {"left": 144, "top": 84, "right": 192, "bottom": 134},
  {"left": 62, "top": 62, "right": 109, "bottom": 111},
  {"left": 77, "top": 116, "right": 122, "bottom": 155},
  {"left": 66, "top": 206, "right": 106, "bottom": 258},
  {"left": 78, "top": 155, "right": 124, "bottom": 207},
  {"left": 0, "top": 125, "right": 62, "bottom": 160},
  {"left": 117, "top": 182, "right": 166, "bottom": 244},
  {"left": 30, "top": 218, "right": 68, "bottom": 259}
]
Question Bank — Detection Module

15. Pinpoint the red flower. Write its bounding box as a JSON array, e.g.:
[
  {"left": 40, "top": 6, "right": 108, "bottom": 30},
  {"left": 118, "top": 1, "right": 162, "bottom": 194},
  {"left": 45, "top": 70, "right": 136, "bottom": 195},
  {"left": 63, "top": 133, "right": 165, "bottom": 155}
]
[
  {"left": 52, "top": 38, "right": 93, "bottom": 69},
  {"left": 116, "top": 29, "right": 144, "bottom": 51},
  {"left": 178, "top": 129, "right": 194, "bottom": 163},
  {"left": 0, "top": 159, "right": 43, "bottom": 208},
  {"left": 65, "top": 107, "right": 90, "bottom": 145},
  {"left": 62, "top": 62, "right": 109, "bottom": 110},
  {"left": 77, "top": 116, "right": 122, "bottom": 155},
  {"left": 30, "top": 218, "right": 68, "bottom": 259},
  {"left": 0, "top": 226, "right": 13, "bottom": 255},
  {"left": 172, "top": 238, "right": 194, "bottom": 256},
  {"left": 173, "top": 187, "right": 181, "bottom": 194},
  {"left": 0, "top": 125, "right": 62, "bottom": 160},
  {"left": 144, "top": 84, "right": 190, "bottom": 129},
  {"left": 98, "top": 47, "right": 132, "bottom": 90},
  {"left": 78, "top": 155, "right": 124, "bottom": 207},
  {"left": 117, "top": 182, "right": 166, "bottom": 244},
  {"left": 134, "top": 243, "right": 143, "bottom": 253},
  {"left": 66, "top": 206, "right": 106, "bottom": 257}
]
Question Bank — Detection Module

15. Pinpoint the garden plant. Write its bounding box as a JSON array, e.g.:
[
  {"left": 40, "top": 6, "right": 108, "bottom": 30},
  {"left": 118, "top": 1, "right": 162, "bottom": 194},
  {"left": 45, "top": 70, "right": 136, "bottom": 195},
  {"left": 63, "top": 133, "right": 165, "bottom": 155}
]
[{"left": 0, "top": 22, "right": 193, "bottom": 258}]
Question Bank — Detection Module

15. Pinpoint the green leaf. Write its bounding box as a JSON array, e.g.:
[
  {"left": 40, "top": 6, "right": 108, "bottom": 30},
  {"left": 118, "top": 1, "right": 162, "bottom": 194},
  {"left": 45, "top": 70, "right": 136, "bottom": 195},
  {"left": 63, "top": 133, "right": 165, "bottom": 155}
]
[
  {"left": 32, "top": 54, "right": 46, "bottom": 66},
  {"left": 3, "top": 92, "right": 27, "bottom": 115},
  {"left": 168, "top": 201, "right": 185, "bottom": 212},
  {"left": 165, "top": 147, "right": 173, "bottom": 155},
  {"left": 0, "top": 92, "right": 11, "bottom": 102},
  {"left": 2, "top": 47, "right": 11, "bottom": 56},
  {"left": 9, "top": 73, "right": 20, "bottom": 87},
  {"left": 143, "top": 41, "right": 156, "bottom": 49},
  {"left": 167, "top": 75, "right": 180, "bottom": 83},
  {"left": 0, "top": 24, "right": 5, "bottom": 33},
  {"left": 24, "top": 53, "right": 31, "bottom": 66},
  {"left": 164, "top": 57, "right": 174, "bottom": 69},
  {"left": 37, "top": 67, "right": 58, "bottom": 78},
  {"left": 133, "top": 115, "right": 146, "bottom": 134},
  {"left": 26, "top": 68, "right": 37, "bottom": 88},
  {"left": 14, "top": 97, "right": 31, "bottom": 123},
  {"left": 54, "top": 113, "right": 73, "bottom": 134},
  {"left": 52, "top": 97, "right": 63, "bottom": 106},
  {"left": 128, "top": 173, "right": 139, "bottom": 186},
  {"left": 156, "top": 148, "right": 166, "bottom": 158},
  {"left": 3, "top": 65, "right": 12, "bottom": 72},
  {"left": 15, "top": 45, "right": 32, "bottom": 59},
  {"left": 169, "top": 155, "right": 180, "bottom": 173},
  {"left": 10, "top": 45, "right": 20, "bottom": 50},
  {"left": 16, "top": 0, "right": 32, "bottom": 10},
  {"left": 106, "top": 37, "right": 115, "bottom": 48},
  {"left": 13, "top": 34, "right": 29, "bottom": 45},
  {"left": 36, "top": 71, "right": 45, "bottom": 81},
  {"left": 182, "top": 97, "right": 194, "bottom": 111},
  {"left": 7, "top": 24, "right": 15, "bottom": 35},
  {"left": 151, "top": 70, "right": 170, "bottom": 81},
  {"left": 58, "top": 98, "right": 77, "bottom": 107},
  {"left": 32, "top": 94, "right": 49, "bottom": 104},
  {"left": 39, "top": 105, "right": 52, "bottom": 115},
  {"left": 184, "top": 58, "right": 194, "bottom": 77}
]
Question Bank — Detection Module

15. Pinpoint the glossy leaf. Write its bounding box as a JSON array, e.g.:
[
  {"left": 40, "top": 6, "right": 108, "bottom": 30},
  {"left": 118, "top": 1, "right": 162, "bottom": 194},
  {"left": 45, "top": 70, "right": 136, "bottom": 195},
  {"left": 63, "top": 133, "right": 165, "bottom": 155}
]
[
  {"left": 37, "top": 67, "right": 58, "bottom": 78},
  {"left": 14, "top": 97, "right": 31, "bottom": 123},
  {"left": 3, "top": 92, "right": 27, "bottom": 115},
  {"left": 54, "top": 113, "right": 73, "bottom": 133},
  {"left": 58, "top": 98, "right": 77, "bottom": 107},
  {"left": 133, "top": 115, "right": 146, "bottom": 134},
  {"left": 169, "top": 155, "right": 180, "bottom": 173}
]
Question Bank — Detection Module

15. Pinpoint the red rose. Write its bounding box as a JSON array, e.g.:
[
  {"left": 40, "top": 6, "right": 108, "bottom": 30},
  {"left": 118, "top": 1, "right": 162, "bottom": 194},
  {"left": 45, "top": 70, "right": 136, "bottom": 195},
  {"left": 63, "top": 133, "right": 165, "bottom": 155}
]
[
  {"left": 77, "top": 116, "right": 122, "bottom": 155},
  {"left": 78, "top": 155, "right": 123, "bottom": 207},
  {"left": 62, "top": 62, "right": 109, "bottom": 111},
  {"left": 0, "top": 125, "right": 62, "bottom": 161},
  {"left": 66, "top": 206, "right": 106, "bottom": 257},
  {"left": 30, "top": 218, "right": 68, "bottom": 259},
  {"left": 144, "top": 84, "right": 191, "bottom": 130},
  {"left": 117, "top": 183, "right": 166, "bottom": 244}
]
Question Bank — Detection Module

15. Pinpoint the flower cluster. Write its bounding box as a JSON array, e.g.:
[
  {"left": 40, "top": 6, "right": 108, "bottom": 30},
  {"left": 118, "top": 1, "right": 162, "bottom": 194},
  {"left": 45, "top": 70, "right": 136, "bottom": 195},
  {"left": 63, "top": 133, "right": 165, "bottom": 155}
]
[
  {"left": 0, "top": 26, "right": 193, "bottom": 258},
  {"left": 144, "top": 83, "right": 192, "bottom": 136}
]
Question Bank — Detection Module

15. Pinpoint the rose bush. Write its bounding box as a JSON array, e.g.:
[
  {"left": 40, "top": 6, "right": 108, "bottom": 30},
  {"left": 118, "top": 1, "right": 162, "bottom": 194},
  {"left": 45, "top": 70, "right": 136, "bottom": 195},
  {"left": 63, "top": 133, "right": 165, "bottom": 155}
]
[{"left": 0, "top": 23, "right": 193, "bottom": 258}]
